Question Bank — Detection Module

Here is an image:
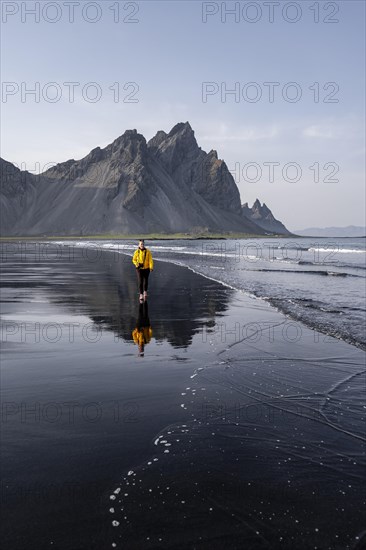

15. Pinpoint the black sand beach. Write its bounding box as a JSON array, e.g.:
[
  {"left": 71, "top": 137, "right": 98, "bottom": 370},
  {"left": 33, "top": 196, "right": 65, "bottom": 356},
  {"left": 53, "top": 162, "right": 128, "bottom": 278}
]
[{"left": 1, "top": 243, "right": 365, "bottom": 550}]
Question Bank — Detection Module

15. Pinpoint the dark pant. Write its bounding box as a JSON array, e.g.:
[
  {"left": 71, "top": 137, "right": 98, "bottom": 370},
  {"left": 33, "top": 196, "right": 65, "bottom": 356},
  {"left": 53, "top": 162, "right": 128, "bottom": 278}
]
[
  {"left": 137, "top": 301, "right": 150, "bottom": 330},
  {"left": 136, "top": 268, "right": 150, "bottom": 294}
]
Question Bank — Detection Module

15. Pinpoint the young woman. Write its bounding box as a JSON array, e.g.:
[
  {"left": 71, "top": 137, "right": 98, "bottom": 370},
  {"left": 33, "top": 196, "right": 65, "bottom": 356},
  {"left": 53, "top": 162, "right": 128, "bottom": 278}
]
[{"left": 132, "top": 239, "right": 154, "bottom": 302}]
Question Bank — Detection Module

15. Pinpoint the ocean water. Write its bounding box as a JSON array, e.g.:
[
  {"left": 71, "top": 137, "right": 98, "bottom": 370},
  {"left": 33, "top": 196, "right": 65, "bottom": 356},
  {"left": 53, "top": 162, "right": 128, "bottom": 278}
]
[{"left": 53, "top": 237, "right": 366, "bottom": 351}]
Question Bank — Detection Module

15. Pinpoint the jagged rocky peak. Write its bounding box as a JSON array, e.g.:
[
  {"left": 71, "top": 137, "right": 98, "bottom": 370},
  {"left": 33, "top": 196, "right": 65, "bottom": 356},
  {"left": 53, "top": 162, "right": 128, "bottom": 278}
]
[
  {"left": 107, "top": 128, "right": 148, "bottom": 164},
  {"left": 254, "top": 199, "right": 272, "bottom": 218},
  {"left": 242, "top": 199, "right": 262, "bottom": 214},
  {"left": 245, "top": 199, "right": 273, "bottom": 219},
  {"left": 169, "top": 121, "right": 199, "bottom": 151},
  {"left": 261, "top": 202, "right": 272, "bottom": 216},
  {"left": 111, "top": 128, "right": 147, "bottom": 147},
  {"left": 147, "top": 130, "right": 168, "bottom": 150},
  {"left": 43, "top": 129, "right": 148, "bottom": 185},
  {"left": 207, "top": 149, "right": 219, "bottom": 160},
  {"left": 241, "top": 199, "right": 290, "bottom": 235},
  {"left": 148, "top": 121, "right": 199, "bottom": 152},
  {"left": 147, "top": 121, "right": 200, "bottom": 173},
  {"left": 168, "top": 121, "right": 193, "bottom": 136}
]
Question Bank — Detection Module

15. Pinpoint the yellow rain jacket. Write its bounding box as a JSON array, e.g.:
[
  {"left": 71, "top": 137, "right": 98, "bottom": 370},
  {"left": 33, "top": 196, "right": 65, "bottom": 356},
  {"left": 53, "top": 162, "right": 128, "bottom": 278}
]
[
  {"left": 132, "top": 247, "right": 154, "bottom": 270},
  {"left": 132, "top": 327, "right": 152, "bottom": 345}
]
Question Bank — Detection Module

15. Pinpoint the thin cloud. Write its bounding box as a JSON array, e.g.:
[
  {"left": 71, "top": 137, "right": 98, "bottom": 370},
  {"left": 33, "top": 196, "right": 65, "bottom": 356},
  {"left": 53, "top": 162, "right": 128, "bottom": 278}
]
[
  {"left": 302, "top": 114, "right": 362, "bottom": 140},
  {"left": 200, "top": 125, "right": 279, "bottom": 142},
  {"left": 303, "top": 125, "right": 336, "bottom": 139}
]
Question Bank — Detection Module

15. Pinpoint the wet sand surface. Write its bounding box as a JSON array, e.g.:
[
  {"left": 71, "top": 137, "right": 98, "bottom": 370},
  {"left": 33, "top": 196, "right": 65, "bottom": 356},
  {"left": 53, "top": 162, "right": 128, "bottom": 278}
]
[{"left": 1, "top": 243, "right": 365, "bottom": 550}]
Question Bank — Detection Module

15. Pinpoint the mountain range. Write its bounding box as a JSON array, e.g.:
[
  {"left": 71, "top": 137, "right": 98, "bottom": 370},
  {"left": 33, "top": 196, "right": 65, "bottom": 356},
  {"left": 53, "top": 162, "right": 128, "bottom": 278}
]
[
  {"left": 294, "top": 226, "right": 366, "bottom": 238},
  {"left": 0, "top": 122, "right": 290, "bottom": 237}
]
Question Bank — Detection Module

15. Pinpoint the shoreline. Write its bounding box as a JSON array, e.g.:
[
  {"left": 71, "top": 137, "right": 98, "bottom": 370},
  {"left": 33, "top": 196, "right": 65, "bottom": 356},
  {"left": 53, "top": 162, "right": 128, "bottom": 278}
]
[
  {"left": 0, "top": 233, "right": 299, "bottom": 241},
  {"left": 2, "top": 238, "right": 364, "bottom": 352},
  {"left": 173, "top": 259, "right": 366, "bottom": 353},
  {"left": 101, "top": 243, "right": 366, "bottom": 353}
]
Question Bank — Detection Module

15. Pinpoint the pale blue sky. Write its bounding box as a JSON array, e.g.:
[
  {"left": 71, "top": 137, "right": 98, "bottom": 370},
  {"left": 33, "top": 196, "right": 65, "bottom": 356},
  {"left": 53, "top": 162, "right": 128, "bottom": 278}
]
[{"left": 1, "top": 0, "right": 365, "bottom": 230}]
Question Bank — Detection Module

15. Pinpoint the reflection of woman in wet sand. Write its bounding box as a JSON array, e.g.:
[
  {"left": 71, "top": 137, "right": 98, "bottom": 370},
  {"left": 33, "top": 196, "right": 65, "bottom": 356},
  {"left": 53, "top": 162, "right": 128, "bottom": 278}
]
[{"left": 132, "top": 301, "right": 152, "bottom": 357}]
